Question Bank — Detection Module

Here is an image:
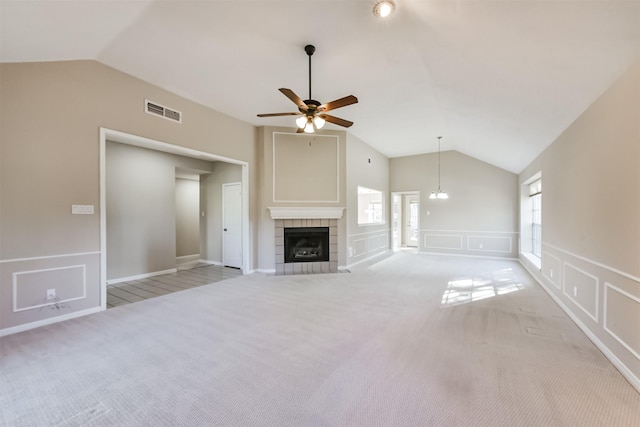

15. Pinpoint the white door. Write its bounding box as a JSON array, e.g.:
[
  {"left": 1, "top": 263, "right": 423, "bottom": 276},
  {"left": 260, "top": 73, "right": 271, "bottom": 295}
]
[
  {"left": 405, "top": 195, "right": 419, "bottom": 247},
  {"left": 222, "top": 182, "right": 242, "bottom": 269}
]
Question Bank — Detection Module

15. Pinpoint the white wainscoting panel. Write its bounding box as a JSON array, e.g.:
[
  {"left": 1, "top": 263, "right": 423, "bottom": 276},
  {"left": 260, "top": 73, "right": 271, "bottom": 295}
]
[
  {"left": 542, "top": 251, "right": 562, "bottom": 289},
  {"left": 13, "top": 265, "right": 87, "bottom": 312},
  {"left": 424, "top": 234, "right": 463, "bottom": 250},
  {"left": 467, "top": 235, "right": 512, "bottom": 253},
  {"left": 563, "top": 262, "right": 599, "bottom": 322},
  {"left": 604, "top": 282, "right": 640, "bottom": 360}
]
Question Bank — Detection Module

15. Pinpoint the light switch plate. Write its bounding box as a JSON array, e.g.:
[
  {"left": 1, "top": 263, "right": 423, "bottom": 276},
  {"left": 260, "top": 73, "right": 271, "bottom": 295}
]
[{"left": 72, "top": 205, "right": 94, "bottom": 214}]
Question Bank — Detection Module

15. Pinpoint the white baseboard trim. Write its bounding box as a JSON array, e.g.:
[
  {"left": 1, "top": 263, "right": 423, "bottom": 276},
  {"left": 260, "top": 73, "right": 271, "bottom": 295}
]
[
  {"left": 346, "top": 250, "right": 392, "bottom": 270},
  {"left": 421, "top": 250, "right": 518, "bottom": 261},
  {"left": 0, "top": 306, "right": 102, "bottom": 337},
  {"left": 176, "top": 254, "right": 200, "bottom": 263},
  {"left": 254, "top": 268, "right": 275, "bottom": 275},
  {"left": 199, "top": 259, "right": 222, "bottom": 266},
  {"left": 519, "top": 260, "right": 640, "bottom": 395},
  {"left": 106, "top": 268, "right": 177, "bottom": 285}
]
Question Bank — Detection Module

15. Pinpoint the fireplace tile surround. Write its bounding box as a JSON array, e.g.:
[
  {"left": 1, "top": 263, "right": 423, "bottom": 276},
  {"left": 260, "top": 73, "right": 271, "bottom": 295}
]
[{"left": 274, "top": 218, "right": 338, "bottom": 275}]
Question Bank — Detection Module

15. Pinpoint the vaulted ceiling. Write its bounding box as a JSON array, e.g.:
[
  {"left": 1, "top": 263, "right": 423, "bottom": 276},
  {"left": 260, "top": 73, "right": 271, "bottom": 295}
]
[{"left": 1, "top": 0, "right": 638, "bottom": 173}]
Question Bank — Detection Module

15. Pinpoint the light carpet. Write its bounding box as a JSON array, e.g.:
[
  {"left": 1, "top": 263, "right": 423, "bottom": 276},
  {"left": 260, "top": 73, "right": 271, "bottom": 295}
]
[{"left": 1, "top": 253, "right": 639, "bottom": 426}]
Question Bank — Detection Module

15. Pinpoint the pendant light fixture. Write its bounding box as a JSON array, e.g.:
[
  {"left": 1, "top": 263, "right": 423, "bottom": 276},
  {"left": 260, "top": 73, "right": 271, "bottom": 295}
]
[{"left": 429, "top": 136, "right": 449, "bottom": 200}]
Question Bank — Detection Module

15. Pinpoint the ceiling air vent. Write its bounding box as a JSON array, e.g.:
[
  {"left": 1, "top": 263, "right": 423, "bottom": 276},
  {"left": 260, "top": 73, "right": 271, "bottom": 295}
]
[{"left": 145, "top": 99, "right": 182, "bottom": 124}]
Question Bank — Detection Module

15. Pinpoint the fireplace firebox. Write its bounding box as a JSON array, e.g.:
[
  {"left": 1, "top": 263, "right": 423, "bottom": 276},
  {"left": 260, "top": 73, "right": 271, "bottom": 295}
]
[{"left": 284, "top": 227, "right": 330, "bottom": 263}]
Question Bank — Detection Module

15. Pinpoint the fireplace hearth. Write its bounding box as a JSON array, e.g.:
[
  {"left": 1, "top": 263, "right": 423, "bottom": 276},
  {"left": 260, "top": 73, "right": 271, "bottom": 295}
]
[{"left": 284, "top": 227, "right": 329, "bottom": 263}]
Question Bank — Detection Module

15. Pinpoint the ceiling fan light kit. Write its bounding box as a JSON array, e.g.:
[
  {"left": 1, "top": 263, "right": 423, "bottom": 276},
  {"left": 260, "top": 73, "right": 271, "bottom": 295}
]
[
  {"left": 373, "top": 0, "right": 395, "bottom": 18},
  {"left": 257, "top": 45, "right": 358, "bottom": 134}
]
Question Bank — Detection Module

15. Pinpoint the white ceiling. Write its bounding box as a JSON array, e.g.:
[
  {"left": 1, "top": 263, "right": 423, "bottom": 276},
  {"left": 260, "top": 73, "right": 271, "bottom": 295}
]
[{"left": 1, "top": 0, "right": 638, "bottom": 173}]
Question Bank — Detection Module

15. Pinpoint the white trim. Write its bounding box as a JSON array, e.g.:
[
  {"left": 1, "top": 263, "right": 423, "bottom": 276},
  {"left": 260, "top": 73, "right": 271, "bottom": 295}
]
[
  {"left": 604, "top": 282, "right": 640, "bottom": 361},
  {"left": 467, "top": 235, "right": 512, "bottom": 254},
  {"left": 562, "top": 261, "right": 599, "bottom": 323},
  {"left": 522, "top": 170, "right": 542, "bottom": 186},
  {"left": 541, "top": 251, "right": 562, "bottom": 289},
  {"left": 543, "top": 242, "right": 640, "bottom": 283},
  {"left": 176, "top": 254, "right": 200, "bottom": 263},
  {"left": 422, "top": 229, "right": 518, "bottom": 234},
  {"left": 346, "top": 250, "right": 392, "bottom": 270},
  {"left": 0, "top": 251, "right": 100, "bottom": 264},
  {"left": 519, "top": 261, "right": 640, "bottom": 394},
  {"left": 222, "top": 182, "right": 243, "bottom": 269},
  {"left": 12, "top": 265, "right": 87, "bottom": 312},
  {"left": 272, "top": 132, "right": 340, "bottom": 203},
  {"left": 424, "top": 234, "right": 463, "bottom": 250},
  {"left": 347, "top": 228, "right": 391, "bottom": 239},
  {"left": 100, "top": 128, "right": 251, "bottom": 309},
  {"left": 268, "top": 207, "right": 345, "bottom": 219},
  {"left": 521, "top": 251, "right": 542, "bottom": 270},
  {"left": 198, "top": 259, "right": 223, "bottom": 266},
  {"left": 0, "top": 307, "right": 102, "bottom": 338},
  {"left": 421, "top": 251, "right": 518, "bottom": 261},
  {"left": 106, "top": 268, "right": 177, "bottom": 286}
]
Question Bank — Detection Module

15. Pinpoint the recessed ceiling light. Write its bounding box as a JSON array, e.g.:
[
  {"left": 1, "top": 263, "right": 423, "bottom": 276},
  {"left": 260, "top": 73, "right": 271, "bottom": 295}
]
[{"left": 373, "top": 0, "right": 395, "bottom": 18}]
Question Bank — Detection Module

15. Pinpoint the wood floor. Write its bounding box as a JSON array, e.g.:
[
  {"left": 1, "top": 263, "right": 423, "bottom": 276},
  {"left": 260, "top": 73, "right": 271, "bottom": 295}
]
[{"left": 106, "top": 264, "right": 242, "bottom": 308}]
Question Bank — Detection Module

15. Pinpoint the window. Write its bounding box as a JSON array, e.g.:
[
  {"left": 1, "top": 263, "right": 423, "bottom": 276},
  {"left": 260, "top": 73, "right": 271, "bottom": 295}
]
[
  {"left": 357, "top": 186, "right": 385, "bottom": 225},
  {"left": 530, "top": 179, "right": 542, "bottom": 258}
]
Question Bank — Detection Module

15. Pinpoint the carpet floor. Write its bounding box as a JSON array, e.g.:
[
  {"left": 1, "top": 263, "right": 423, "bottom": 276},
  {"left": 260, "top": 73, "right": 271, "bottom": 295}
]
[{"left": 1, "top": 253, "right": 639, "bottom": 426}]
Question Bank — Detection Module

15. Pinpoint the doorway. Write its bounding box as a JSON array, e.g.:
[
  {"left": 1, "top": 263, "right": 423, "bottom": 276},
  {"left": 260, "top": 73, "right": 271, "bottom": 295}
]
[
  {"left": 222, "top": 182, "right": 242, "bottom": 268},
  {"left": 391, "top": 191, "right": 420, "bottom": 251},
  {"left": 99, "top": 128, "right": 250, "bottom": 310}
]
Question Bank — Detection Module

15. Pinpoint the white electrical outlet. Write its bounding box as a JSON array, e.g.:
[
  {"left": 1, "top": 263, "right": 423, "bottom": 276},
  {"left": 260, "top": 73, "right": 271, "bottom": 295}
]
[
  {"left": 550, "top": 269, "right": 554, "bottom": 278},
  {"left": 46, "top": 289, "right": 56, "bottom": 299},
  {"left": 479, "top": 243, "right": 484, "bottom": 249},
  {"left": 573, "top": 287, "right": 577, "bottom": 297}
]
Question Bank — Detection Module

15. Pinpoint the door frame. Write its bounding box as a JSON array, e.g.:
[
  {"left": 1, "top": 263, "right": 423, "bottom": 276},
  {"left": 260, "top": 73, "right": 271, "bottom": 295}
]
[
  {"left": 99, "top": 128, "right": 250, "bottom": 311},
  {"left": 222, "top": 181, "right": 242, "bottom": 268},
  {"left": 391, "top": 191, "right": 420, "bottom": 250}
]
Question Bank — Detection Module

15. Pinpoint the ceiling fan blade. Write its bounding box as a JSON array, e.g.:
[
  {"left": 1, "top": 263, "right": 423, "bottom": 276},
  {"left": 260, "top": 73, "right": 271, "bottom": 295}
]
[
  {"left": 320, "top": 114, "right": 354, "bottom": 128},
  {"left": 257, "top": 112, "right": 302, "bottom": 117},
  {"left": 279, "top": 88, "right": 308, "bottom": 111},
  {"left": 318, "top": 95, "right": 358, "bottom": 113}
]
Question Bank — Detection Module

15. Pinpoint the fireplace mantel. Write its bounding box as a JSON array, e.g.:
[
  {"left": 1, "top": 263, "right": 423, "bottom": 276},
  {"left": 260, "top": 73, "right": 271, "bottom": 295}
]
[{"left": 268, "top": 207, "right": 344, "bottom": 220}]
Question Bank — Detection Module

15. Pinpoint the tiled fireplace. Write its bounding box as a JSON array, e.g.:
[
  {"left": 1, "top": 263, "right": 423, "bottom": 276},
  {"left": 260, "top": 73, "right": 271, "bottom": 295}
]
[{"left": 270, "top": 207, "right": 343, "bottom": 275}]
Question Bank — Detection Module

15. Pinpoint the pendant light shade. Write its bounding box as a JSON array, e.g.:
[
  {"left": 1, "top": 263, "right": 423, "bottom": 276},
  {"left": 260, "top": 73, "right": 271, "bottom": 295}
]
[{"left": 429, "top": 136, "right": 449, "bottom": 200}]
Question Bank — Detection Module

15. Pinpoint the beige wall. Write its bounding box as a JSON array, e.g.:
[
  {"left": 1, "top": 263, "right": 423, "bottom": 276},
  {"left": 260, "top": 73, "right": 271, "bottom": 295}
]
[
  {"left": 200, "top": 162, "right": 243, "bottom": 264},
  {"left": 345, "top": 133, "right": 390, "bottom": 266},
  {"left": 519, "top": 62, "right": 640, "bottom": 388},
  {"left": 390, "top": 150, "right": 519, "bottom": 258},
  {"left": 0, "top": 60, "right": 257, "bottom": 332},
  {"left": 256, "top": 127, "right": 348, "bottom": 272},
  {"left": 106, "top": 142, "right": 215, "bottom": 281},
  {"left": 175, "top": 178, "right": 200, "bottom": 259}
]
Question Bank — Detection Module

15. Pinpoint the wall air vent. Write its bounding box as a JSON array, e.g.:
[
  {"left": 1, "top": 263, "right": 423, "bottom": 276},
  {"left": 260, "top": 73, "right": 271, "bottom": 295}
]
[{"left": 144, "top": 99, "right": 182, "bottom": 124}]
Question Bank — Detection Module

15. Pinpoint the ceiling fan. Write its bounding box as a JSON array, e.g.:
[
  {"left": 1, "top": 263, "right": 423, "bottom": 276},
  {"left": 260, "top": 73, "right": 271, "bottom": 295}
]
[{"left": 257, "top": 44, "right": 358, "bottom": 133}]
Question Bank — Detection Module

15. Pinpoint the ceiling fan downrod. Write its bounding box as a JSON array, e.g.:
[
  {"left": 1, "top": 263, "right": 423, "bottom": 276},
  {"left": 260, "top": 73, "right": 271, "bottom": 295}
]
[{"left": 305, "top": 44, "right": 315, "bottom": 101}]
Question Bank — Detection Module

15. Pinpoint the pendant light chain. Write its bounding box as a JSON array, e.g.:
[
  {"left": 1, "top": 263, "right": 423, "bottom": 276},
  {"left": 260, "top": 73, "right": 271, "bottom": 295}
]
[
  {"left": 438, "top": 136, "right": 442, "bottom": 191},
  {"left": 430, "top": 136, "right": 449, "bottom": 199}
]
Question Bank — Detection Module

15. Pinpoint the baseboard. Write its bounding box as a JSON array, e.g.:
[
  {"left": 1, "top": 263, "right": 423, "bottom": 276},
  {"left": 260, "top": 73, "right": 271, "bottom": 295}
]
[
  {"left": 176, "top": 254, "right": 200, "bottom": 263},
  {"left": 421, "top": 250, "right": 519, "bottom": 261},
  {"left": 106, "top": 268, "right": 177, "bottom": 285},
  {"left": 251, "top": 269, "right": 274, "bottom": 275},
  {"left": 519, "top": 260, "right": 640, "bottom": 395},
  {"left": 346, "top": 250, "right": 392, "bottom": 270},
  {"left": 0, "top": 306, "right": 102, "bottom": 337},
  {"left": 198, "top": 259, "right": 222, "bottom": 266}
]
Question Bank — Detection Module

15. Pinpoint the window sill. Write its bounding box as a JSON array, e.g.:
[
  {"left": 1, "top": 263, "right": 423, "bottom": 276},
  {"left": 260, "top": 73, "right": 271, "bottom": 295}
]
[{"left": 521, "top": 252, "right": 542, "bottom": 270}]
